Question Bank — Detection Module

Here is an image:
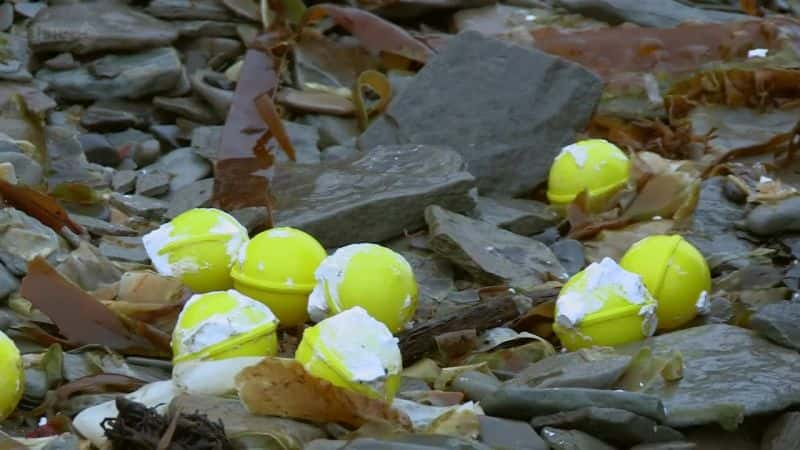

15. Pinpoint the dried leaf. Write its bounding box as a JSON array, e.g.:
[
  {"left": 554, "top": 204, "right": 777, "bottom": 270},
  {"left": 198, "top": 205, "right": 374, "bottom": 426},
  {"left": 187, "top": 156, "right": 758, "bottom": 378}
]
[
  {"left": 0, "top": 179, "right": 84, "bottom": 236},
  {"left": 620, "top": 171, "right": 701, "bottom": 223},
  {"left": 435, "top": 329, "right": 477, "bottom": 363},
  {"left": 583, "top": 220, "right": 675, "bottom": 263},
  {"left": 510, "top": 300, "right": 556, "bottom": 338},
  {"left": 353, "top": 70, "right": 392, "bottom": 130},
  {"left": 42, "top": 344, "right": 64, "bottom": 388},
  {"left": 740, "top": 0, "right": 760, "bottom": 16},
  {"left": 236, "top": 357, "right": 412, "bottom": 429},
  {"left": 20, "top": 257, "right": 170, "bottom": 357},
  {"left": 254, "top": 92, "right": 297, "bottom": 162},
  {"left": 301, "top": 5, "right": 433, "bottom": 63},
  {"left": 401, "top": 358, "right": 441, "bottom": 385}
]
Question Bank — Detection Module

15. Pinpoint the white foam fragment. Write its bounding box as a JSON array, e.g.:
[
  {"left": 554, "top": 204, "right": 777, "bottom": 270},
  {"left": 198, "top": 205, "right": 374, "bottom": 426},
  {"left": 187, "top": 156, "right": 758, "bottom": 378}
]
[
  {"left": 266, "top": 228, "right": 293, "bottom": 238},
  {"left": 558, "top": 142, "right": 589, "bottom": 168},
  {"left": 307, "top": 283, "right": 329, "bottom": 323},
  {"left": 748, "top": 48, "right": 768, "bottom": 58},
  {"left": 556, "top": 258, "right": 651, "bottom": 328},
  {"left": 311, "top": 244, "right": 373, "bottom": 313},
  {"left": 177, "top": 290, "right": 277, "bottom": 355},
  {"left": 209, "top": 213, "right": 249, "bottom": 261},
  {"left": 311, "top": 307, "right": 401, "bottom": 384},
  {"left": 696, "top": 291, "right": 711, "bottom": 315},
  {"left": 638, "top": 303, "right": 658, "bottom": 336},
  {"left": 142, "top": 222, "right": 178, "bottom": 276},
  {"left": 759, "top": 175, "right": 774, "bottom": 184}
]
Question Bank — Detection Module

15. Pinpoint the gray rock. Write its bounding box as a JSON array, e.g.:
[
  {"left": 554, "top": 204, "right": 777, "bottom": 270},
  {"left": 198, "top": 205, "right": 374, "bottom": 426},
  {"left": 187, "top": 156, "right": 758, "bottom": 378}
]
[
  {"left": 749, "top": 302, "right": 800, "bottom": 351},
  {"left": 321, "top": 141, "right": 358, "bottom": 163},
  {"left": 150, "top": 147, "right": 212, "bottom": 192},
  {"left": 191, "top": 70, "right": 233, "bottom": 119},
  {"left": 359, "top": 31, "right": 602, "bottom": 196},
  {"left": 530, "top": 407, "right": 684, "bottom": 447},
  {"left": 79, "top": 133, "right": 119, "bottom": 167},
  {"left": 133, "top": 139, "right": 162, "bottom": 168},
  {"left": 556, "top": 0, "right": 745, "bottom": 28},
  {"left": 28, "top": 2, "right": 177, "bottom": 54},
  {"left": 550, "top": 239, "right": 585, "bottom": 276},
  {"left": 109, "top": 193, "right": 168, "bottom": 220},
  {"left": 0, "top": 33, "right": 32, "bottom": 82},
  {"left": 745, "top": 196, "right": 800, "bottom": 237},
  {"left": 57, "top": 242, "right": 124, "bottom": 291},
  {"left": 174, "top": 20, "right": 240, "bottom": 38},
  {"left": 307, "top": 436, "right": 491, "bottom": 450},
  {"left": 69, "top": 213, "right": 136, "bottom": 237},
  {"left": 387, "top": 239, "right": 457, "bottom": 321},
  {"left": 150, "top": 124, "right": 188, "bottom": 150},
  {"left": 37, "top": 47, "right": 184, "bottom": 101},
  {"left": 165, "top": 178, "right": 214, "bottom": 219},
  {"left": 45, "top": 126, "right": 109, "bottom": 189},
  {"left": 0, "top": 152, "right": 42, "bottom": 186},
  {"left": 425, "top": 205, "right": 566, "bottom": 290},
  {"left": 99, "top": 236, "right": 149, "bottom": 264},
  {"left": 15, "top": 2, "right": 45, "bottom": 19},
  {"left": 479, "top": 416, "right": 548, "bottom": 450},
  {"left": 190, "top": 126, "right": 221, "bottom": 158},
  {"left": 482, "top": 387, "right": 666, "bottom": 423},
  {"left": 135, "top": 170, "right": 171, "bottom": 197},
  {"left": 81, "top": 100, "right": 151, "bottom": 132},
  {"left": 283, "top": 121, "right": 321, "bottom": 164},
  {"left": 106, "top": 129, "right": 153, "bottom": 149},
  {"left": 762, "top": 412, "right": 800, "bottom": 450},
  {"left": 475, "top": 196, "right": 558, "bottom": 236},
  {"left": 230, "top": 207, "right": 269, "bottom": 234},
  {"left": 508, "top": 350, "right": 632, "bottom": 389},
  {"left": 0, "top": 208, "right": 66, "bottom": 275},
  {"left": 451, "top": 371, "right": 501, "bottom": 402},
  {"left": 0, "top": 263, "right": 19, "bottom": 300},
  {"left": 617, "top": 324, "right": 800, "bottom": 428},
  {"left": 40, "top": 433, "right": 80, "bottom": 450},
  {"left": 112, "top": 170, "right": 137, "bottom": 194},
  {"left": 300, "top": 115, "right": 360, "bottom": 149},
  {"left": 146, "top": 0, "right": 239, "bottom": 21},
  {"left": 272, "top": 145, "right": 476, "bottom": 247},
  {"left": 630, "top": 443, "right": 695, "bottom": 450},
  {"left": 0, "top": 3, "right": 12, "bottom": 31},
  {"left": 44, "top": 53, "right": 79, "bottom": 71},
  {"left": 154, "top": 96, "right": 220, "bottom": 125},
  {"left": 540, "top": 427, "right": 617, "bottom": 450},
  {"left": 179, "top": 37, "right": 243, "bottom": 75}
]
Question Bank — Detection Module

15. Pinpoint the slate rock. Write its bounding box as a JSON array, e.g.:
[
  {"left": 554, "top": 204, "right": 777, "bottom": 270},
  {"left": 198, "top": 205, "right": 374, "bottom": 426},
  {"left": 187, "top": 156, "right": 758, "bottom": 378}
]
[
  {"left": 272, "top": 144, "right": 476, "bottom": 247},
  {"left": 150, "top": 124, "right": 188, "bottom": 150},
  {"left": 541, "top": 427, "right": 617, "bottom": 450},
  {"left": 99, "top": 236, "right": 149, "bottom": 264},
  {"left": 15, "top": 2, "right": 45, "bottom": 19},
  {"left": 0, "top": 152, "right": 42, "bottom": 186},
  {"left": 550, "top": 239, "right": 585, "bottom": 276},
  {"left": 475, "top": 196, "right": 558, "bottom": 236},
  {"left": 165, "top": 178, "right": 214, "bottom": 219},
  {"left": 451, "top": 371, "right": 502, "bottom": 402},
  {"left": 321, "top": 141, "right": 358, "bottom": 163},
  {"left": 153, "top": 96, "right": 220, "bottom": 125},
  {"left": 69, "top": 213, "right": 136, "bottom": 237},
  {"left": 425, "top": 205, "right": 567, "bottom": 290},
  {"left": 190, "top": 126, "right": 221, "bottom": 158},
  {"left": 762, "top": 412, "right": 800, "bottom": 450},
  {"left": 146, "top": 0, "right": 239, "bottom": 21},
  {"left": 81, "top": 100, "right": 151, "bottom": 132},
  {"left": 482, "top": 387, "right": 666, "bottom": 422},
  {"left": 359, "top": 31, "right": 602, "bottom": 196},
  {"left": 0, "top": 33, "right": 32, "bottom": 82},
  {"left": 133, "top": 139, "right": 162, "bottom": 168},
  {"left": 617, "top": 324, "right": 800, "bottom": 428},
  {"left": 530, "top": 407, "right": 684, "bottom": 447},
  {"left": 508, "top": 350, "right": 631, "bottom": 389},
  {"left": 557, "top": 0, "right": 745, "bottom": 28},
  {"left": 109, "top": 193, "right": 168, "bottom": 220},
  {"left": 0, "top": 263, "right": 19, "bottom": 300},
  {"left": 45, "top": 126, "right": 109, "bottom": 189},
  {"left": 283, "top": 121, "right": 321, "bottom": 164},
  {"left": 630, "top": 443, "right": 696, "bottom": 450},
  {"left": 387, "top": 238, "right": 457, "bottom": 321},
  {"left": 745, "top": 196, "right": 800, "bottom": 237},
  {"left": 479, "top": 416, "right": 548, "bottom": 450},
  {"left": 37, "top": 47, "right": 184, "bottom": 101},
  {"left": 174, "top": 20, "right": 240, "bottom": 38},
  {"left": 0, "top": 208, "right": 66, "bottom": 275},
  {"left": 301, "top": 115, "right": 360, "bottom": 149},
  {"left": 44, "top": 53, "right": 79, "bottom": 71},
  {"left": 28, "top": 2, "right": 177, "bottom": 54},
  {"left": 749, "top": 302, "right": 800, "bottom": 351},
  {"left": 230, "top": 207, "right": 269, "bottom": 234},
  {"left": 79, "top": 133, "right": 119, "bottom": 167},
  {"left": 0, "top": 3, "right": 12, "bottom": 31},
  {"left": 150, "top": 147, "right": 212, "bottom": 192},
  {"left": 112, "top": 170, "right": 137, "bottom": 194},
  {"left": 57, "top": 242, "right": 124, "bottom": 291},
  {"left": 306, "top": 436, "right": 491, "bottom": 450},
  {"left": 135, "top": 170, "right": 171, "bottom": 197}
]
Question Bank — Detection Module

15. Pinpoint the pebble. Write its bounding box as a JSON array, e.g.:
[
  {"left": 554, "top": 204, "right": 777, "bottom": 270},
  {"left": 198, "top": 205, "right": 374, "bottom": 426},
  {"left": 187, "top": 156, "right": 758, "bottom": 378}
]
[
  {"left": 150, "top": 124, "right": 187, "bottom": 150},
  {"left": 0, "top": 162, "right": 15, "bottom": 184},
  {"left": 0, "top": 208, "right": 66, "bottom": 275},
  {"left": 69, "top": 213, "right": 136, "bottom": 237},
  {"left": 151, "top": 147, "right": 211, "bottom": 191},
  {"left": 135, "top": 170, "right": 171, "bottom": 197},
  {"left": 133, "top": 139, "right": 162, "bottom": 167},
  {"left": 44, "top": 53, "right": 79, "bottom": 71},
  {"left": 475, "top": 196, "right": 558, "bottom": 236},
  {"left": 112, "top": 170, "right": 138, "bottom": 194},
  {"left": 0, "top": 263, "right": 19, "bottom": 301},
  {"left": 153, "top": 95, "right": 221, "bottom": 124},
  {"left": 745, "top": 196, "right": 800, "bottom": 237},
  {"left": 165, "top": 178, "right": 214, "bottom": 219},
  {"left": 79, "top": 133, "right": 120, "bottom": 167},
  {"left": 541, "top": 427, "right": 617, "bottom": 450},
  {"left": 749, "top": 302, "right": 800, "bottom": 351},
  {"left": 230, "top": 207, "right": 269, "bottom": 234},
  {"left": 81, "top": 100, "right": 151, "bottom": 132},
  {"left": 550, "top": 239, "right": 586, "bottom": 276},
  {"left": 478, "top": 416, "right": 548, "bottom": 450},
  {"left": 57, "top": 242, "right": 124, "bottom": 291},
  {"left": 99, "top": 236, "right": 150, "bottom": 264},
  {"left": 109, "top": 193, "right": 168, "bottom": 220},
  {"left": 0, "top": 3, "right": 12, "bottom": 31}
]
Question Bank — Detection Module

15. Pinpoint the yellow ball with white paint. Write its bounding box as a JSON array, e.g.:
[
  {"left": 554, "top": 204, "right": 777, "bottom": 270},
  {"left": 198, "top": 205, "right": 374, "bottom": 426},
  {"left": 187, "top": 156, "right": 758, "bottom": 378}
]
[
  {"left": 230, "top": 227, "right": 327, "bottom": 328},
  {"left": 547, "top": 139, "right": 631, "bottom": 211},
  {"left": 142, "top": 208, "right": 248, "bottom": 293},
  {"left": 553, "top": 258, "right": 658, "bottom": 351},
  {"left": 0, "top": 330, "right": 23, "bottom": 421},
  {"left": 308, "top": 244, "right": 418, "bottom": 334},
  {"left": 620, "top": 235, "right": 711, "bottom": 331},
  {"left": 171, "top": 290, "right": 279, "bottom": 364},
  {"left": 296, "top": 306, "right": 402, "bottom": 401}
]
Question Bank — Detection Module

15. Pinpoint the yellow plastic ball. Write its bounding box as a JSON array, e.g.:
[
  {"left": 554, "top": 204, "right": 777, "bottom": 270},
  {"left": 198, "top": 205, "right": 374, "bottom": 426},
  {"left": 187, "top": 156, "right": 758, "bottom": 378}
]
[
  {"left": 230, "top": 227, "right": 327, "bottom": 328},
  {"left": 171, "top": 290, "right": 279, "bottom": 364},
  {"left": 0, "top": 330, "right": 23, "bottom": 421},
  {"left": 309, "top": 244, "right": 418, "bottom": 334},
  {"left": 547, "top": 139, "right": 631, "bottom": 211},
  {"left": 295, "top": 306, "right": 402, "bottom": 401},
  {"left": 553, "top": 258, "right": 658, "bottom": 351},
  {"left": 143, "top": 208, "right": 248, "bottom": 293},
  {"left": 620, "top": 235, "right": 711, "bottom": 331}
]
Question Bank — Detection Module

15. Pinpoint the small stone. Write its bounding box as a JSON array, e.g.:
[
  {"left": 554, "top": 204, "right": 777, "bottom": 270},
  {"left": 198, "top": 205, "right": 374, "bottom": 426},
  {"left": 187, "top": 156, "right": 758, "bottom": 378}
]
[
  {"left": 631, "top": 443, "right": 696, "bottom": 450},
  {"left": 762, "top": 412, "right": 800, "bottom": 450},
  {"left": 150, "top": 147, "right": 212, "bottom": 192},
  {"left": 300, "top": 115, "right": 359, "bottom": 149},
  {"left": 425, "top": 205, "right": 566, "bottom": 290},
  {"left": 81, "top": 100, "right": 151, "bottom": 132},
  {"left": 0, "top": 3, "right": 13, "bottom": 31},
  {"left": 0, "top": 152, "right": 43, "bottom": 186},
  {"left": 112, "top": 170, "right": 137, "bottom": 194},
  {"left": 153, "top": 96, "right": 221, "bottom": 125},
  {"left": 165, "top": 178, "right": 214, "bottom": 219},
  {"left": 133, "top": 139, "right": 162, "bottom": 167},
  {"left": 0, "top": 33, "right": 32, "bottom": 82},
  {"left": 283, "top": 121, "right": 321, "bottom": 164},
  {"left": 150, "top": 124, "right": 189, "bottom": 150},
  {"left": 558, "top": 0, "right": 744, "bottom": 28},
  {"left": 14, "top": 2, "right": 45, "bottom": 19},
  {"left": 320, "top": 141, "right": 358, "bottom": 162},
  {"left": 475, "top": 196, "right": 558, "bottom": 236},
  {"left": 540, "top": 427, "right": 616, "bottom": 450},
  {"left": 230, "top": 207, "right": 269, "bottom": 234},
  {"left": 0, "top": 263, "right": 19, "bottom": 300},
  {"left": 135, "top": 170, "right": 171, "bottom": 197},
  {"left": 749, "top": 302, "right": 800, "bottom": 351},
  {"left": 45, "top": 126, "right": 111, "bottom": 189},
  {"left": 146, "top": 0, "right": 239, "bottom": 21},
  {"left": 44, "top": 53, "right": 79, "bottom": 71},
  {"left": 0, "top": 162, "right": 16, "bottom": 184},
  {"left": 452, "top": 371, "right": 501, "bottom": 402},
  {"left": 530, "top": 407, "right": 684, "bottom": 447},
  {"left": 69, "top": 213, "right": 136, "bottom": 237},
  {"left": 79, "top": 133, "right": 119, "bottom": 167},
  {"left": 745, "top": 196, "right": 800, "bottom": 237},
  {"left": 99, "top": 236, "right": 149, "bottom": 264},
  {"left": 57, "top": 242, "right": 124, "bottom": 291},
  {"left": 550, "top": 239, "right": 585, "bottom": 276},
  {"left": 0, "top": 208, "right": 66, "bottom": 275},
  {"left": 508, "top": 350, "right": 632, "bottom": 390},
  {"left": 109, "top": 193, "right": 168, "bottom": 220},
  {"left": 174, "top": 20, "right": 240, "bottom": 38},
  {"left": 479, "top": 416, "right": 548, "bottom": 450}
]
